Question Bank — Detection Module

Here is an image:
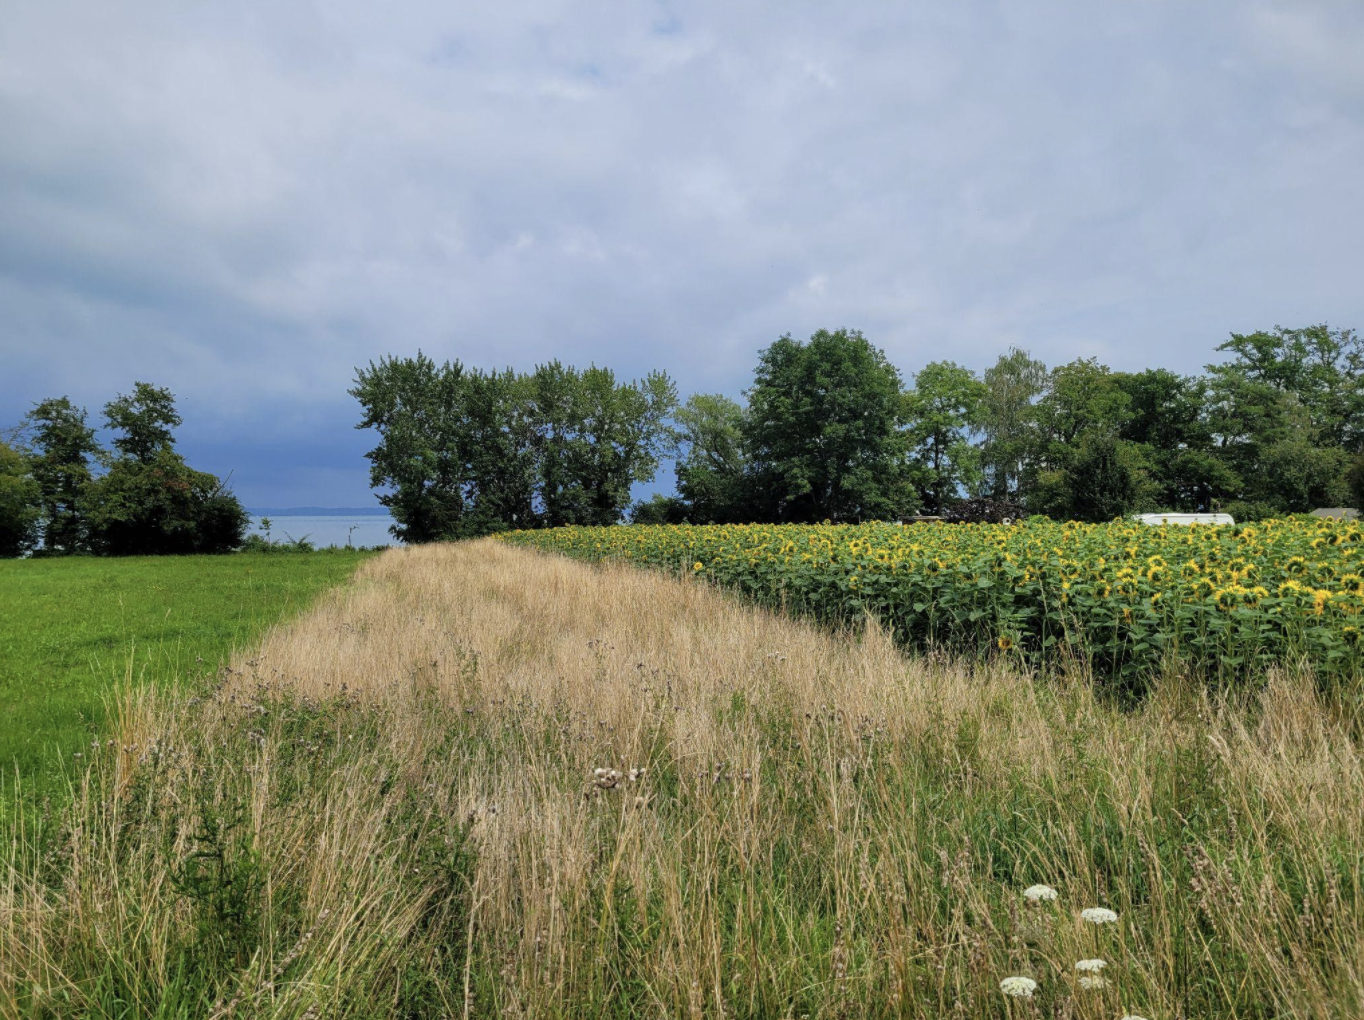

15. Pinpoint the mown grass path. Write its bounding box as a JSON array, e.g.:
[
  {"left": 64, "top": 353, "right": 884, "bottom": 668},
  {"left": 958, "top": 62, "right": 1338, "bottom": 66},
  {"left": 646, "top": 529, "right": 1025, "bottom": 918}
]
[{"left": 0, "top": 551, "right": 373, "bottom": 811}]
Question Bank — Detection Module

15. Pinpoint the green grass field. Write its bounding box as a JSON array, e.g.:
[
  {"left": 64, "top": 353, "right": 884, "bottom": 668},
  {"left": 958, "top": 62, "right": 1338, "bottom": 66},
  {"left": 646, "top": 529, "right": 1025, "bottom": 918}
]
[{"left": 0, "top": 551, "right": 373, "bottom": 813}]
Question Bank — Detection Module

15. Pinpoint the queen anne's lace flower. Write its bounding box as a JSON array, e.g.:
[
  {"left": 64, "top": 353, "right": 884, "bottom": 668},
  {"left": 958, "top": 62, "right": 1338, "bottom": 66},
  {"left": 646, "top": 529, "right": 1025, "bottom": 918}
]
[
  {"left": 999, "top": 976, "right": 1037, "bottom": 998},
  {"left": 1078, "top": 975, "right": 1108, "bottom": 990},
  {"left": 1075, "top": 959, "right": 1106, "bottom": 973},
  {"left": 1119, "top": 1015, "right": 1152, "bottom": 1020},
  {"left": 1023, "top": 884, "right": 1059, "bottom": 902},
  {"left": 1081, "top": 906, "right": 1119, "bottom": 924}
]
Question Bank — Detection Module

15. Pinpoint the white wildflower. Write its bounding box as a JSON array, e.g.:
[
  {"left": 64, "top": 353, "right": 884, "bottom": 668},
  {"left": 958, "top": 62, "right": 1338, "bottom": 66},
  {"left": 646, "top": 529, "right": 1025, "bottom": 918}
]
[
  {"left": 999, "top": 976, "right": 1038, "bottom": 998},
  {"left": 1023, "top": 884, "right": 1059, "bottom": 903},
  {"left": 1119, "top": 1015, "right": 1152, "bottom": 1020},
  {"left": 592, "top": 768, "right": 622, "bottom": 789},
  {"left": 1078, "top": 974, "right": 1108, "bottom": 990},
  {"left": 1080, "top": 907, "right": 1119, "bottom": 925},
  {"left": 1074, "top": 958, "right": 1107, "bottom": 973}
]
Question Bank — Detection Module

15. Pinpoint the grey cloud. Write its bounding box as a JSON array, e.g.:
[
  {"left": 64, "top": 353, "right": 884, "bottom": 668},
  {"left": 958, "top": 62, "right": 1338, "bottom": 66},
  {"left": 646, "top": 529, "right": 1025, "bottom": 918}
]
[{"left": 2, "top": 0, "right": 1362, "bottom": 504}]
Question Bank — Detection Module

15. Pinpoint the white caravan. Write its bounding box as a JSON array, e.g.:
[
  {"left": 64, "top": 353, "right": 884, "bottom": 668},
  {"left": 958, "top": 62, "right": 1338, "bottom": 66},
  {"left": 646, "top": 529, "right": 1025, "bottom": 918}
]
[{"left": 1132, "top": 512, "right": 1234, "bottom": 527}]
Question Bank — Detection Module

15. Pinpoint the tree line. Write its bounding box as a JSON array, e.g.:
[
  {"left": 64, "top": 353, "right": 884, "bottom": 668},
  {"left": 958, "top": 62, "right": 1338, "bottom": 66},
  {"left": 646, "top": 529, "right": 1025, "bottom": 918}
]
[
  {"left": 354, "top": 323, "right": 1364, "bottom": 541},
  {"left": 0, "top": 383, "right": 248, "bottom": 557},
  {"left": 6, "top": 324, "right": 1360, "bottom": 556}
]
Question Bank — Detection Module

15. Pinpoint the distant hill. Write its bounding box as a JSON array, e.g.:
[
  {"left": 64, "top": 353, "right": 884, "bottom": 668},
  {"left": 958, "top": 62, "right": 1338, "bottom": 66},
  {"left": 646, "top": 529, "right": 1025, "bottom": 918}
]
[{"left": 246, "top": 507, "right": 393, "bottom": 517}]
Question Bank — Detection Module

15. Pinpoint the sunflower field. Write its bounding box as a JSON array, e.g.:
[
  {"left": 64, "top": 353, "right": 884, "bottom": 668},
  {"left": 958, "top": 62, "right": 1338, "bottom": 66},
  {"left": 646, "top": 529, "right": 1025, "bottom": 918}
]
[{"left": 499, "top": 516, "right": 1364, "bottom": 685}]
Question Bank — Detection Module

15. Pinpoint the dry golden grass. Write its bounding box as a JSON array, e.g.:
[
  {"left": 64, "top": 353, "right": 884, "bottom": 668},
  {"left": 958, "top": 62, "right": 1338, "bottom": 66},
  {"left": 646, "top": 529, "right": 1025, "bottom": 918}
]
[{"left": 5, "top": 539, "right": 1364, "bottom": 1018}]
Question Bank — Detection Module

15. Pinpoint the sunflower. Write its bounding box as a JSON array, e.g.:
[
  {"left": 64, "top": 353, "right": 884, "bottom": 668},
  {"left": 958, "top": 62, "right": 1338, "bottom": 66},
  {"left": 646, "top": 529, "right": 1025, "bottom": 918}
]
[
  {"left": 997, "top": 635, "right": 1014, "bottom": 652},
  {"left": 1340, "top": 574, "right": 1364, "bottom": 596}
]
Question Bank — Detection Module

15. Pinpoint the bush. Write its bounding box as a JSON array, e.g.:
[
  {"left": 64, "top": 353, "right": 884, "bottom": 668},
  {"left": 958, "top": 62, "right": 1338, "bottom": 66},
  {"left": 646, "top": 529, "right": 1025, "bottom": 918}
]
[
  {"left": 630, "top": 494, "right": 690, "bottom": 525},
  {"left": 82, "top": 452, "right": 249, "bottom": 556}
]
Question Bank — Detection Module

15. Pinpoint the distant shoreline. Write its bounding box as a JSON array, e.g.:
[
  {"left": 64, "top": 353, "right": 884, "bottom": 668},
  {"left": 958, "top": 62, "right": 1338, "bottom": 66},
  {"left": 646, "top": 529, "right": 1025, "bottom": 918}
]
[{"left": 246, "top": 507, "right": 392, "bottom": 517}]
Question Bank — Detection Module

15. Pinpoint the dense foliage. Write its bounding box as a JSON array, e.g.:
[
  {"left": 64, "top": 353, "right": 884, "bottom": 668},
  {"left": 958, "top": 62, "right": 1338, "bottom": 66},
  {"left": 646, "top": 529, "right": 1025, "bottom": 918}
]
[
  {"left": 0, "top": 439, "right": 41, "bottom": 557},
  {"left": 501, "top": 517, "right": 1364, "bottom": 685},
  {"left": 5, "top": 383, "right": 248, "bottom": 557},
  {"left": 359, "top": 325, "right": 1362, "bottom": 534},
  {"left": 744, "top": 329, "right": 916, "bottom": 521},
  {"left": 351, "top": 354, "right": 677, "bottom": 541},
  {"left": 661, "top": 323, "right": 1362, "bottom": 524}
]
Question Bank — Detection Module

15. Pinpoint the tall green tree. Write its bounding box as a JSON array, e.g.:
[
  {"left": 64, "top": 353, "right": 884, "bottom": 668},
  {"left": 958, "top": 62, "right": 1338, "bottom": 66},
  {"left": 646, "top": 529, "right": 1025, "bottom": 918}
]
[
  {"left": 744, "top": 329, "right": 915, "bottom": 522},
  {"left": 1348, "top": 450, "right": 1364, "bottom": 510},
  {"left": 1212, "top": 325, "right": 1364, "bottom": 448},
  {"left": 0, "top": 438, "right": 41, "bottom": 557},
  {"left": 1023, "top": 359, "right": 1152, "bottom": 519},
  {"left": 27, "top": 396, "right": 100, "bottom": 554},
  {"left": 903, "top": 361, "right": 986, "bottom": 513},
  {"left": 463, "top": 369, "right": 538, "bottom": 532},
  {"left": 979, "top": 348, "right": 1048, "bottom": 500},
  {"left": 674, "top": 393, "right": 750, "bottom": 523},
  {"left": 1060, "top": 431, "right": 1149, "bottom": 522},
  {"left": 1033, "top": 358, "right": 1132, "bottom": 450},
  {"left": 1113, "top": 369, "right": 1238, "bottom": 511},
  {"left": 1203, "top": 325, "right": 1363, "bottom": 512},
  {"left": 353, "top": 355, "right": 677, "bottom": 537},
  {"left": 82, "top": 385, "right": 247, "bottom": 555},
  {"left": 567, "top": 366, "right": 678, "bottom": 527},
  {"left": 528, "top": 363, "right": 677, "bottom": 527},
  {"left": 351, "top": 354, "right": 472, "bottom": 543},
  {"left": 104, "top": 382, "right": 182, "bottom": 464}
]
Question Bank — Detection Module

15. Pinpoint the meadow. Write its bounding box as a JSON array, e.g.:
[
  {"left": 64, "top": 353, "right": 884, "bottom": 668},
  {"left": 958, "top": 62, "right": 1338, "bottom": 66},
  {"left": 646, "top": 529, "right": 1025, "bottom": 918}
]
[
  {"left": 4, "top": 539, "right": 1363, "bottom": 1019},
  {"left": 0, "top": 551, "right": 374, "bottom": 816},
  {"left": 500, "top": 517, "right": 1364, "bottom": 688}
]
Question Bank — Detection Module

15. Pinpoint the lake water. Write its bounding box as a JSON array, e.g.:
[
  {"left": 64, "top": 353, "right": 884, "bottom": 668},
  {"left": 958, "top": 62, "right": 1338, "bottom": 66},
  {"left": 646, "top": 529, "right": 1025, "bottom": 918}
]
[{"left": 247, "top": 513, "right": 400, "bottom": 549}]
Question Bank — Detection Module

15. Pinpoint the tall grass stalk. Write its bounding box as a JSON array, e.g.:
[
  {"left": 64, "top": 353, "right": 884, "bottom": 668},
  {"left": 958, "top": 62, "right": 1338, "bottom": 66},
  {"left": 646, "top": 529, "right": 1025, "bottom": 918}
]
[{"left": 4, "top": 539, "right": 1363, "bottom": 1018}]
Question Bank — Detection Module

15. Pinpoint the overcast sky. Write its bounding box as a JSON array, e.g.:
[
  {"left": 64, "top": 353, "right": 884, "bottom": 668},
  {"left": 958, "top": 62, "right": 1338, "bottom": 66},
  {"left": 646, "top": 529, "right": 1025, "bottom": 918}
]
[{"left": 3, "top": 1, "right": 1363, "bottom": 507}]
